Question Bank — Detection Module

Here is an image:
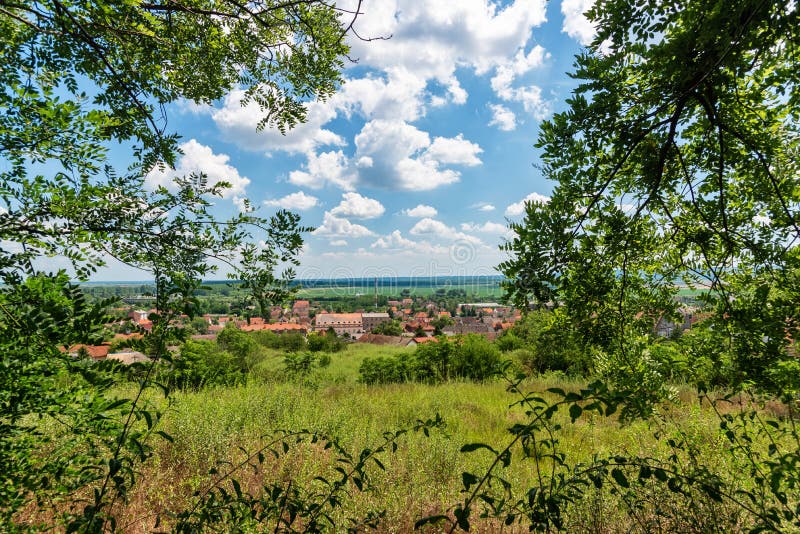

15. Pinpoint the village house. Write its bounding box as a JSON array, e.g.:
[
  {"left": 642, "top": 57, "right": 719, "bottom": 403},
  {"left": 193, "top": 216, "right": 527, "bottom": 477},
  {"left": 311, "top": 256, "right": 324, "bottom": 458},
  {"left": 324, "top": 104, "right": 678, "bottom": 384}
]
[
  {"left": 239, "top": 322, "right": 308, "bottom": 334},
  {"left": 458, "top": 302, "right": 502, "bottom": 317},
  {"left": 655, "top": 307, "right": 695, "bottom": 337},
  {"left": 66, "top": 344, "right": 111, "bottom": 360},
  {"left": 128, "top": 309, "right": 148, "bottom": 322},
  {"left": 443, "top": 318, "right": 496, "bottom": 337},
  {"left": 292, "top": 300, "right": 310, "bottom": 318},
  {"left": 314, "top": 313, "right": 363, "bottom": 336},
  {"left": 362, "top": 312, "right": 391, "bottom": 332}
]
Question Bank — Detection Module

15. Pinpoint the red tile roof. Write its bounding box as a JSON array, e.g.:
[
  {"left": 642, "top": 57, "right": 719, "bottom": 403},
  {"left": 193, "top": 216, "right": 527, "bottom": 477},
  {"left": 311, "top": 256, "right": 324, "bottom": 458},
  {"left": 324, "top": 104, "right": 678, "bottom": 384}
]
[
  {"left": 240, "top": 322, "right": 308, "bottom": 332},
  {"left": 68, "top": 344, "right": 111, "bottom": 359}
]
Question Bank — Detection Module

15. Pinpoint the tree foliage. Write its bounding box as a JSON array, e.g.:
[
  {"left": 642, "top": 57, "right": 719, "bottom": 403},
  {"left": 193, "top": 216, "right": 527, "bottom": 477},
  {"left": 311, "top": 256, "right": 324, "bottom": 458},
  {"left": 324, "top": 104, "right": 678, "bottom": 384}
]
[
  {"left": 501, "top": 0, "right": 800, "bottom": 396},
  {"left": 1, "top": 0, "right": 356, "bottom": 281},
  {"left": 480, "top": 3, "right": 800, "bottom": 530},
  {"left": 499, "top": 309, "right": 592, "bottom": 376},
  {"left": 0, "top": 0, "right": 358, "bottom": 529},
  {"left": 358, "top": 335, "right": 501, "bottom": 386}
]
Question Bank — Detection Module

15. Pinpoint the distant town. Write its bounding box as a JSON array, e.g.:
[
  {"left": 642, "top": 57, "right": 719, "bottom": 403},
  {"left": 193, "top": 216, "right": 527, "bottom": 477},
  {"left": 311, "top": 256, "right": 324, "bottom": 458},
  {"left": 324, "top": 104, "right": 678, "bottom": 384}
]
[{"left": 68, "top": 278, "right": 704, "bottom": 364}]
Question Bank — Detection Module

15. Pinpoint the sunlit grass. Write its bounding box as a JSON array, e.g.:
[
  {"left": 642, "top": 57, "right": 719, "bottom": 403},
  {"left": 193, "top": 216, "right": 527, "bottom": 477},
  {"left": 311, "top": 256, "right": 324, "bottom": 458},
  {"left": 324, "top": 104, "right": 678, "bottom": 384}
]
[{"left": 106, "top": 344, "right": 751, "bottom": 532}]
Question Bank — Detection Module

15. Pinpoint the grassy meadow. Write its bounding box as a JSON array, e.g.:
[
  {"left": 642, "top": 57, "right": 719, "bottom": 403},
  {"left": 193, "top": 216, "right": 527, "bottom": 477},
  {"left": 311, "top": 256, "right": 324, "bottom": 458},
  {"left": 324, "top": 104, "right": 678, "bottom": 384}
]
[{"left": 100, "top": 342, "right": 770, "bottom": 533}]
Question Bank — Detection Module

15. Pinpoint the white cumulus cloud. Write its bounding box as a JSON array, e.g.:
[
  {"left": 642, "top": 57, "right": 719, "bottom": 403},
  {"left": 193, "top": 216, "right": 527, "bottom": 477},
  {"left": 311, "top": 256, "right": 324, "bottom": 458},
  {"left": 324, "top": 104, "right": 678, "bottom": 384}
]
[
  {"left": 472, "top": 202, "right": 496, "bottom": 212},
  {"left": 409, "top": 217, "right": 483, "bottom": 244},
  {"left": 347, "top": 0, "right": 548, "bottom": 82},
  {"left": 403, "top": 204, "right": 438, "bottom": 218},
  {"left": 371, "top": 230, "right": 417, "bottom": 250},
  {"left": 371, "top": 230, "right": 449, "bottom": 255},
  {"left": 312, "top": 212, "right": 374, "bottom": 238},
  {"left": 561, "top": 0, "right": 596, "bottom": 45},
  {"left": 212, "top": 88, "right": 344, "bottom": 155},
  {"left": 145, "top": 139, "right": 250, "bottom": 206},
  {"left": 505, "top": 192, "right": 551, "bottom": 216},
  {"left": 460, "top": 221, "right": 510, "bottom": 234},
  {"left": 488, "top": 104, "right": 517, "bottom": 131},
  {"left": 354, "top": 120, "right": 481, "bottom": 190},
  {"left": 489, "top": 45, "right": 550, "bottom": 119},
  {"left": 263, "top": 191, "right": 319, "bottom": 211},
  {"left": 336, "top": 67, "right": 428, "bottom": 122},
  {"left": 424, "top": 134, "right": 483, "bottom": 166},
  {"left": 288, "top": 150, "right": 356, "bottom": 190},
  {"left": 330, "top": 192, "right": 385, "bottom": 219}
]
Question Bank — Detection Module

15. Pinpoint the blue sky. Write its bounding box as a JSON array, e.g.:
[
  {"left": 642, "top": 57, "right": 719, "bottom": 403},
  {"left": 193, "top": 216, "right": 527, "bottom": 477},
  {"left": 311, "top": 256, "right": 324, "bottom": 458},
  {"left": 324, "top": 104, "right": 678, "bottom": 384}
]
[{"left": 101, "top": 0, "right": 599, "bottom": 281}]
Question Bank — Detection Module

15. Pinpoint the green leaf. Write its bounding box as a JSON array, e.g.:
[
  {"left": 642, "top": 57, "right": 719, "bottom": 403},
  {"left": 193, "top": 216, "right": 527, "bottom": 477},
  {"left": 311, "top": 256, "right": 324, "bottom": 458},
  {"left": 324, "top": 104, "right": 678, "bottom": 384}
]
[
  {"left": 462, "top": 471, "right": 479, "bottom": 490},
  {"left": 414, "top": 515, "right": 450, "bottom": 529},
  {"left": 569, "top": 403, "right": 583, "bottom": 422},
  {"left": 638, "top": 465, "right": 652, "bottom": 480},
  {"left": 460, "top": 443, "right": 498, "bottom": 455},
  {"left": 454, "top": 506, "right": 470, "bottom": 531},
  {"left": 611, "top": 468, "right": 629, "bottom": 488}
]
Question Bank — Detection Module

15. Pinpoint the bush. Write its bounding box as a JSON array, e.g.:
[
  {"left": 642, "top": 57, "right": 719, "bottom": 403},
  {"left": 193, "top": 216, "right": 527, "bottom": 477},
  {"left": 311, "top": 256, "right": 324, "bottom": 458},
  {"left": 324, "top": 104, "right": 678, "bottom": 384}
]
[
  {"left": 251, "top": 330, "right": 281, "bottom": 348},
  {"left": 412, "top": 339, "right": 455, "bottom": 383},
  {"left": 252, "top": 330, "right": 308, "bottom": 352},
  {"left": 216, "top": 324, "right": 262, "bottom": 371},
  {"left": 372, "top": 320, "right": 403, "bottom": 336},
  {"left": 283, "top": 352, "right": 334, "bottom": 381},
  {"left": 449, "top": 334, "right": 501, "bottom": 381},
  {"left": 495, "top": 331, "right": 525, "bottom": 352},
  {"left": 358, "top": 356, "right": 412, "bottom": 385},
  {"left": 358, "top": 335, "right": 501, "bottom": 385},
  {"left": 506, "top": 309, "right": 592, "bottom": 376},
  {"left": 316, "top": 353, "right": 331, "bottom": 368},
  {"left": 164, "top": 340, "right": 241, "bottom": 390},
  {"left": 307, "top": 331, "right": 345, "bottom": 353}
]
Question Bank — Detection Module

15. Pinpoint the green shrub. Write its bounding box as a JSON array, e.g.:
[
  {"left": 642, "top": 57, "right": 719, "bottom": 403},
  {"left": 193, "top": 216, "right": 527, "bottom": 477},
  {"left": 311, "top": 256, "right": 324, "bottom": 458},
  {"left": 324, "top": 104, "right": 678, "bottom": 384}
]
[
  {"left": 412, "top": 339, "right": 455, "bottom": 382},
  {"left": 283, "top": 352, "right": 333, "bottom": 380},
  {"left": 216, "top": 324, "right": 262, "bottom": 371},
  {"left": 316, "top": 353, "right": 331, "bottom": 368},
  {"left": 251, "top": 330, "right": 281, "bottom": 348},
  {"left": 358, "top": 335, "right": 501, "bottom": 385},
  {"left": 506, "top": 310, "right": 592, "bottom": 376},
  {"left": 372, "top": 320, "right": 403, "bottom": 336},
  {"left": 358, "top": 355, "right": 412, "bottom": 385},
  {"left": 252, "top": 330, "right": 307, "bottom": 352},
  {"left": 283, "top": 352, "right": 316, "bottom": 376},
  {"left": 163, "top": 340, "right": 241, "bottom": 390},
  {"left": 307, "top": 331, "right": 345, "bottom": 353},
  {"left": 495, "top": 331, "right": 525, "bottom": 352}
]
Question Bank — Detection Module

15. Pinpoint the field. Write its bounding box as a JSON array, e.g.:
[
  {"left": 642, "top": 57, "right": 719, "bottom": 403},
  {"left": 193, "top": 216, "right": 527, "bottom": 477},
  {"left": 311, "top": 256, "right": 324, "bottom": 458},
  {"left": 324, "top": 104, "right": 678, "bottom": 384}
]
[
  {"left": 293, "top": 278, "right": 504, "bottom": 299},
  {"left": 98, "top": 343, "right": 773, "bottom": 533},
  {"left": 294, "top": 285, "right": 502, "bottom": 299}
]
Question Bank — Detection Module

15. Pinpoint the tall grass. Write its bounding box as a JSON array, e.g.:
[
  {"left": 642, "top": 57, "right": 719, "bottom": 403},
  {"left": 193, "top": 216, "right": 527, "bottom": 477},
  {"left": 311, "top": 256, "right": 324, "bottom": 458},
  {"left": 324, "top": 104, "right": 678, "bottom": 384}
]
[{"left": 106, "top": 343, "right": 754, "bottom": 532}]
